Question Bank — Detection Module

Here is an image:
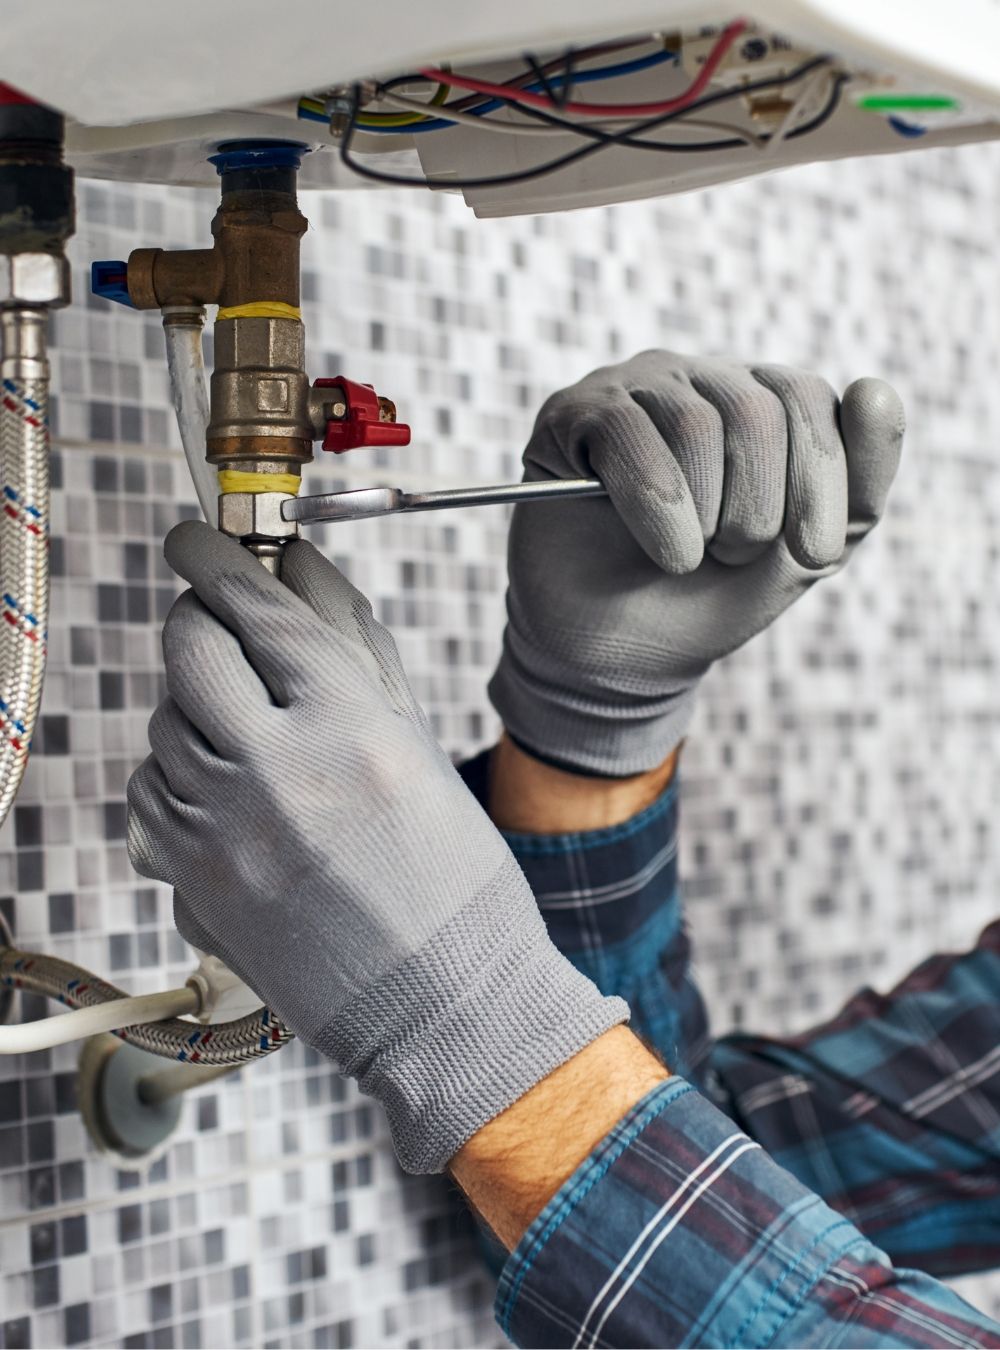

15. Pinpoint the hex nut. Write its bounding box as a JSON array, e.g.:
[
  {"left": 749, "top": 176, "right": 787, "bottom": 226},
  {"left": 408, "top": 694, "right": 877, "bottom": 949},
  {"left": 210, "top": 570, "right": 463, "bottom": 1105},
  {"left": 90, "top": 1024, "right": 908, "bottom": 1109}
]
[
  {"left": 0, "top": 253, "right": 70, "bottom": 307},
  {"left": 217, "top": 491, "right": 299, "bottom": 541},
  {"left": 0, "top": 159, "right": 74, "bottom": 255}
]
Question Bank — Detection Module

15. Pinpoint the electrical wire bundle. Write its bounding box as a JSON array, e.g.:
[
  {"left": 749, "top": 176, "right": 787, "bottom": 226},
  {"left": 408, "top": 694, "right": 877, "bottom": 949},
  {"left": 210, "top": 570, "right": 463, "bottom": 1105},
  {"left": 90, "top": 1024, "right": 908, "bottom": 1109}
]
[{"left": 297, "top": 22, "right": 848, "bottom": 192}]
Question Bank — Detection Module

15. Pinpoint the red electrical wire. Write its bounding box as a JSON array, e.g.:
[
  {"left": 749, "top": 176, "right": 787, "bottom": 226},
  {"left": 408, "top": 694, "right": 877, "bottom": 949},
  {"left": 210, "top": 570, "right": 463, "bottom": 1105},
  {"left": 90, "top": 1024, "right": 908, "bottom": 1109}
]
[
  {"left": 445, "top": 37, "right": 654, "bottom": 115},
  {"left": 420, "top": 19, "right": 748, "bottom": 119}
]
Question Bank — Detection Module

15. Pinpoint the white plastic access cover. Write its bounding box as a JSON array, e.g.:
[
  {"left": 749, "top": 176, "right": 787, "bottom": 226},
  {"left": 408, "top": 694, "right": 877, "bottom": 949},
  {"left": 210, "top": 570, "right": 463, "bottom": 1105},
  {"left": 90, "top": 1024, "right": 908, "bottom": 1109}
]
[
  {"left": 4, "top": 0, "right": 1000, "bottom": 210},
  {"left": 6, "top": 0, "right": 1000, "bottom": 126}
]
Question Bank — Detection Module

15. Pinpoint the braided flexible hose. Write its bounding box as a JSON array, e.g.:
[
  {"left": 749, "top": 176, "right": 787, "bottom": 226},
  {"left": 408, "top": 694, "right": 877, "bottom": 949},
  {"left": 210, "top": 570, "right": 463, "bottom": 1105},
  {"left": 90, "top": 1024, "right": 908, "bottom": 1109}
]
[
  {"left": 0, "top": 311, "right": 302, "bottom": 1065},
  {"left": 0, "top": 945, "right": 294, "bottom": 1063},
  {"left": 0, "top": 311, "right": 50, "bottom": 829},
  {"left": 0, "top": 311, "right": 296, "bottom": 1065}
]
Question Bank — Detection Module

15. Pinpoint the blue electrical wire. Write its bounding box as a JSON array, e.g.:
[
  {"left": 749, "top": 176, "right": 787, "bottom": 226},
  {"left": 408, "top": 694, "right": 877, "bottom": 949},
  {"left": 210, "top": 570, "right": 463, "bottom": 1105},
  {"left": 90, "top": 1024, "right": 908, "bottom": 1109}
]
[
  {"left": 298, "top": 47, "right": 679, "bottom": 132},
  {"left": 887, "top": 115, "right": 927, "bottom": 138}
]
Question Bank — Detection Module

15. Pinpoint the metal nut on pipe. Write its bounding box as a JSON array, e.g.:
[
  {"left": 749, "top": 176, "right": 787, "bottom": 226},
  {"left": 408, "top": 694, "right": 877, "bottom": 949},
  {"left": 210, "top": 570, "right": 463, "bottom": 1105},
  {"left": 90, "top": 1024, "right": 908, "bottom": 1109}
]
[
  {"left": 217, "top": 491, "right": 300, "bottom": 542},
  {"left": 0, "top": 253, "right": 70, "bottom": 308}
]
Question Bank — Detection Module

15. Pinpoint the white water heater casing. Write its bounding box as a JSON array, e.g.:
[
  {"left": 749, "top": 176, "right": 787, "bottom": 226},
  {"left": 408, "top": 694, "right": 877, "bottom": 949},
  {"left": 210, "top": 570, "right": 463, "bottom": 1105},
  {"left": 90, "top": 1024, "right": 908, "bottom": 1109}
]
[{"left": 4, "top": 1, "right": 1000, "bottom": 214}]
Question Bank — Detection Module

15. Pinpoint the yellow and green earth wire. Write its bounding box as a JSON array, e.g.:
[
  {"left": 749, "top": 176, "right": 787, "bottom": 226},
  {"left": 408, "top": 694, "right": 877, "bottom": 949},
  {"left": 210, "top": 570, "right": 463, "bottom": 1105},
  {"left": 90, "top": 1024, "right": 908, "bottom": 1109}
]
[{"left": 299, "top": 81, "right": 451, "bottom": 129}]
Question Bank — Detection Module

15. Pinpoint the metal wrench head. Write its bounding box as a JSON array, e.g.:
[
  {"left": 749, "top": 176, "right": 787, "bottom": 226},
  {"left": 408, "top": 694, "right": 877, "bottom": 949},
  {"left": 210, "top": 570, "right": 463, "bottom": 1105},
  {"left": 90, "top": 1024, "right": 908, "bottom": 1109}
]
[{"left": 282, "top": 486, "right": 404, "bottom": 525}]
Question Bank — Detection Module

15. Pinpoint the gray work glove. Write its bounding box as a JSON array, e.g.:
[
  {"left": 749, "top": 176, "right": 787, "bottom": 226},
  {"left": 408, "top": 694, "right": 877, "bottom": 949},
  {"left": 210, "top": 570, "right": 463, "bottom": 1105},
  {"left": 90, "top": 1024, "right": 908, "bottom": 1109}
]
[
  {"left": 127, "top": 522, "right": 627, "bottom": 1173},
  {"left": 489, "top": 351, "right": 905, "bottom": 775}
]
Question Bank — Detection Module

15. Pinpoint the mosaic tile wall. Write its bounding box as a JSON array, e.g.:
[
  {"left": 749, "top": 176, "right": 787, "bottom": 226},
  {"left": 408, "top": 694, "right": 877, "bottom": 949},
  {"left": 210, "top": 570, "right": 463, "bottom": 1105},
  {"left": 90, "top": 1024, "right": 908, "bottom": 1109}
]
[{"left": 1, "top": 137, "right": 999, "bottom": 1347}]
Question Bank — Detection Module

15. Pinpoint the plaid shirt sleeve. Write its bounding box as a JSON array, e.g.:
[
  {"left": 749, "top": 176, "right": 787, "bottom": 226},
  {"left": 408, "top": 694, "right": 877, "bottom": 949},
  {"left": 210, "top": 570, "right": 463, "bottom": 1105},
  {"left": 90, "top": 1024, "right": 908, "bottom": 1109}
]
[
  {"left": 712, "top": 922, "right": 1000, "bottom": 1279},
  {"left": 457, "top": 749, "right": 1000, "bottom": 1345},
  {"left": 495, "top": 1078, "right": 1000, "bottom": 1348}
]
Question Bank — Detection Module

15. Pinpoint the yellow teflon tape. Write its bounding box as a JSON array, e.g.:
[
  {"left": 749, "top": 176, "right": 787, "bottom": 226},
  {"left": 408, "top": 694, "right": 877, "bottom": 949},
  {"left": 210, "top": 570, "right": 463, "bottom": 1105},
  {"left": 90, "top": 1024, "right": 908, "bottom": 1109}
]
[
  {"left": 217, "top": 470, "right": 302, "bottom": 496},
  {"left": 216, "top": 302, "right": 302, "bottom": 322}
]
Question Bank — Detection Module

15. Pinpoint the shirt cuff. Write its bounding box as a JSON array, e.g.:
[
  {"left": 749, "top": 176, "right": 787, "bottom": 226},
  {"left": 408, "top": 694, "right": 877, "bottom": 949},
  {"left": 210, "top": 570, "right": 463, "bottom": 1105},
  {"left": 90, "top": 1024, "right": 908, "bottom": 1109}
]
[
  {"left": 457, "top": 747, "right": 681, "bottom": 983},
  {"left": 495, "top": 1078, "right": 997, "bottom": 1349}
]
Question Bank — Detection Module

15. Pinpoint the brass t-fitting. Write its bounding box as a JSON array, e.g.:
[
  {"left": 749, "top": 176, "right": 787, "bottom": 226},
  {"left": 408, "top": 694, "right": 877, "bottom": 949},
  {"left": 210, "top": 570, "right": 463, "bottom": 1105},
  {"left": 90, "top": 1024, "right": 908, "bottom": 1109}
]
[{"left": 126, "top": 145, "right": 310, "bottom": 476}]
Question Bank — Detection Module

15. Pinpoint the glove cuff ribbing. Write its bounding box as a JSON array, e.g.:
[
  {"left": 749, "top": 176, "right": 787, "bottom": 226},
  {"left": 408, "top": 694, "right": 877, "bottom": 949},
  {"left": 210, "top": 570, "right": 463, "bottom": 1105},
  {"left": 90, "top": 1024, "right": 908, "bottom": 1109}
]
[
  {"left": 311, "top": 854, "right": 629, "bottom": 1173},
  {"left": 489, "top": 651, "right": 699, "bottom": 777}
]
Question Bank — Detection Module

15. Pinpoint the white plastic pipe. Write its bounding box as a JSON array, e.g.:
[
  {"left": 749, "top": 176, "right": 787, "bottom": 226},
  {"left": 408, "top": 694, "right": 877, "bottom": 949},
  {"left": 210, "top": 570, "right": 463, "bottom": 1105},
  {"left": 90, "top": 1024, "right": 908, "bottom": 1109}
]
[
  {"left": 0, "top": 985, "right": 199, "bottom": 1054},
  {"left": 162, "top": 308, "right": 217, "bottom": 522},
  {"left": 0, "top": 941, "right": 293, "bottom": 1061}
]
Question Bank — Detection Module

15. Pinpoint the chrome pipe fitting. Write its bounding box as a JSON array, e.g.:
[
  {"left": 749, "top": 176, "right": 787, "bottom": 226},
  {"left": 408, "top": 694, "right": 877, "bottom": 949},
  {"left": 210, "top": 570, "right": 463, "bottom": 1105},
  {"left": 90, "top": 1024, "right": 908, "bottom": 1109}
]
[
  {"left": 207, "top": 315, "right": 313, "bottom": 460},
  {"left": 0, "top": 306, "right": 50, "bottom": 381}
]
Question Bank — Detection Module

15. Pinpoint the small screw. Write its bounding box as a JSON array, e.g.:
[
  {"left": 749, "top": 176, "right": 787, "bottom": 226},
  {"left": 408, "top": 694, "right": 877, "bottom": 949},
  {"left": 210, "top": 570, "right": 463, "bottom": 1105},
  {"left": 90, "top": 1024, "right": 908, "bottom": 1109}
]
[{"left": 324, "top": 91, "right": 353, "bottom": 140}]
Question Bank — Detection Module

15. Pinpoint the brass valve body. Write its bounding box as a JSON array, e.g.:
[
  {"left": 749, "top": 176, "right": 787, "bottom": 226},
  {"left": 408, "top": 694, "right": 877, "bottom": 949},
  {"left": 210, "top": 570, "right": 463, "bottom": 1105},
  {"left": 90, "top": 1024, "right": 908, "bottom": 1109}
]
[
  {"left": 125, "top": 191, "right": 305, "bottom": 313},
  {"left": 125, "top": 159, "right": 309, "bottom": 473},
  {"left": 207, "top": 316, "right": 312, "bottom": 465}
]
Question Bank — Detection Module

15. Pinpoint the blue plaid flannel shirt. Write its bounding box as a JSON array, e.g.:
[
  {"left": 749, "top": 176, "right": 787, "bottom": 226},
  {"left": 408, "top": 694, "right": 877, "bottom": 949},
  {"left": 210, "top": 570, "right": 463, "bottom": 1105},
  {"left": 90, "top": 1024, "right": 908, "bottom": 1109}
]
[{"left": 459, "top": 750, "right": 1000, "bottom": 1348}]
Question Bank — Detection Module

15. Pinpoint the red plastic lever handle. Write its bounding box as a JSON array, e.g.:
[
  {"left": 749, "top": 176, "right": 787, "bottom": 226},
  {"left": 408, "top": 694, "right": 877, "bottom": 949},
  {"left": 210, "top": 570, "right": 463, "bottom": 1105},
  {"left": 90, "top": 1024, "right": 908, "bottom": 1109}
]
[{"left": 316, "top": 376, "right": 411, "bottom": 454}]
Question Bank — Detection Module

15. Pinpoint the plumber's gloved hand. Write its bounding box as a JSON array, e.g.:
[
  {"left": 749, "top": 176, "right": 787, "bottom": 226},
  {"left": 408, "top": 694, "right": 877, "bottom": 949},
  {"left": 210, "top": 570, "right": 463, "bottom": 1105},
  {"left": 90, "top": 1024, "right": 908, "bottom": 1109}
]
[
  {"left": 490, "top": 351, "right": 905, "bottom": 775},
  {"left": 127, "top": 522, "right": 625, "bottom": 1173}
]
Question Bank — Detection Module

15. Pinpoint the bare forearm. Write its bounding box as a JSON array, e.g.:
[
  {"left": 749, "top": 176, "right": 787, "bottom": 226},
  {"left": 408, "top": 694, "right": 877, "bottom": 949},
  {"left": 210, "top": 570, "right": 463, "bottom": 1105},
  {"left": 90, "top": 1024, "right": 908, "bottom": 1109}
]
[
  {"left": 448, "top": 734, "right": 678, "bottom": 1246},
  {"left": 450, "top": 1025, "right": 668, "bottom": 1249},
  {"left": 450, "top": 734, "right": 679, "bottom": 1247},
  {"left": 488, "top": 732, "right": 678, "bottom": 834}
]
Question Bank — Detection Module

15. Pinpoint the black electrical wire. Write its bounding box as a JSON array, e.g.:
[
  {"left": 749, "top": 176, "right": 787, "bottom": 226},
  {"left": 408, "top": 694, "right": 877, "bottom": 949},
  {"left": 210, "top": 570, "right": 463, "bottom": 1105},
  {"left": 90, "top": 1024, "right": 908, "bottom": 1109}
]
[
  {"left": 379, "top": 37, "right": 649, "bottom": 118},
  {"left": 339, "top": 58, "right": 846, "bottom": 192},
  {"left": 524, "top": 49, "right": 577, "bottom": 109},
  {"left": 355, "top": 56, "right": 837, "bottom": 166},
  {"left": 508, "top": 61, "right": 846, "bottom": 154}
]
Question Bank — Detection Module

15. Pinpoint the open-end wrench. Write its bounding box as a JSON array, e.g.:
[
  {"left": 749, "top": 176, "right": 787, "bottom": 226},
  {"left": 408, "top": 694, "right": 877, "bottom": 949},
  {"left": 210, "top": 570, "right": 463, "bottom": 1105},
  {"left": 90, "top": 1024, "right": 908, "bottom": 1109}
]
[{"left": 282, "top": 478, "right": 607, "bottom": 526}]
